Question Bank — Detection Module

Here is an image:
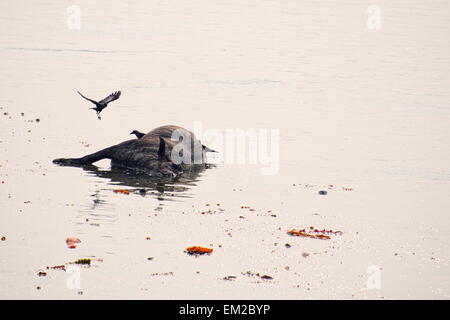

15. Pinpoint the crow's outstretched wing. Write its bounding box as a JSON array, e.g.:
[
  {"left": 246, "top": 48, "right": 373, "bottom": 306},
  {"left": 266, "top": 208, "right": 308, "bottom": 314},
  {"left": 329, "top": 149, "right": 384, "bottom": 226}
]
[
  {"left": 77, "top": 91, "right": 98, "bottom": 105},
  {"left": 99, "top": 91, "right": 121, "bottom": 105}
]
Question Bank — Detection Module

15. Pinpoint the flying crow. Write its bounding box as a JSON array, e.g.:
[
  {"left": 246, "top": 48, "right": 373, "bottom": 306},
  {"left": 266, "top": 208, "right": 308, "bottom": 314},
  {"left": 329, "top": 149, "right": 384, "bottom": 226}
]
[{"left": 77, "top": 90, "right": 121, "bottom": 119}]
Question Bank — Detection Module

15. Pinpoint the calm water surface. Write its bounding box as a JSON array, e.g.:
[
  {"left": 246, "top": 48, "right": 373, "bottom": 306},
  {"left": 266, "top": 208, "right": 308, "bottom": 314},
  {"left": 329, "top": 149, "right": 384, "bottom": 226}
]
[{"left": 0, "top": 0, "right": 449, "bottom": 299}]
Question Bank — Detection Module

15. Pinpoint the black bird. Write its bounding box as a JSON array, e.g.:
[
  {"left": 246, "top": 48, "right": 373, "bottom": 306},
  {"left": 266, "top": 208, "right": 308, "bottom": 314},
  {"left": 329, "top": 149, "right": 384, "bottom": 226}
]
[
  {"left": 130, "top": 129, "right": 217, "bottom": 153},
  {"left": 130, "top": 130, "right": 145, "bottom": 138},
  {"left": 77, "top": 90, "right": 121, "bottom": 119}
]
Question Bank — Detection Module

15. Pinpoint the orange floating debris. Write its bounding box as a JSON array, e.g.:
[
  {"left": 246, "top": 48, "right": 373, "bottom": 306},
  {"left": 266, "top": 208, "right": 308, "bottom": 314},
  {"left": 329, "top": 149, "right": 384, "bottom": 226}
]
[
  {"left": 185, "top": 246, "right": 213, "bottom": 255},
  {"left": 287, "top": 229, "right": 331, "bottom": 240},
  {"left": 66, "top": 237, "right": 81, "bottom": 249},
  {"left": 315, "top": 234, "right": 331, "bottom": 240},
  {"left": 66, "top": 238, "right": 81, "bottom": 244},
  {"left": 113, "top": 189, "right": 130, "bottom": 195}
]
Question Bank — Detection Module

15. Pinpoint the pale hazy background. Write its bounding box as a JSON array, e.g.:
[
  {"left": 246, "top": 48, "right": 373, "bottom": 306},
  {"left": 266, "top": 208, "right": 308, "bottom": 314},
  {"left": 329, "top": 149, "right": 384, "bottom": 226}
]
[{"left": 0, "top": 0, "right": 449, "bottom": 299}]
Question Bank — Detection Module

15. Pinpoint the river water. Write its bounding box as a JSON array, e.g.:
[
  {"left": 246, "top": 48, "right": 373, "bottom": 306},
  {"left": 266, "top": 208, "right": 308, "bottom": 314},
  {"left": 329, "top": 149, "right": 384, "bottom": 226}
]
[{"left": 0, "top": 0, "right": 449, "bottom": 299}]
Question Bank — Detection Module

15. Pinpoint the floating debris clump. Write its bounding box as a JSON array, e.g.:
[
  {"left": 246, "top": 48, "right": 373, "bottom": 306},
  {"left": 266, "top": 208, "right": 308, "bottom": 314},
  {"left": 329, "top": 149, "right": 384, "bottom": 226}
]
[
  {"left": 66, "top": 237, "right": 81, "bottom": 249},
  {"left": 287, "top": 227, "right": 343, "bottom": 240},
  {"left": 185, "top": 246, "right": 213, "bottom": 255},
  {"left": 47, "top": 265, "right": 66, "bottom": 271},
  {"left": 241, "top": 271, "right": 274, "bottom": 281},
  {"left": 287, "top": 230, "right": 331, "bottom": 239},
  {"left": 73, "top": 258, "right": 91, "bottom": 265},
  {"left": 113, "top": 189, "right": 130, "bottom": 195}
]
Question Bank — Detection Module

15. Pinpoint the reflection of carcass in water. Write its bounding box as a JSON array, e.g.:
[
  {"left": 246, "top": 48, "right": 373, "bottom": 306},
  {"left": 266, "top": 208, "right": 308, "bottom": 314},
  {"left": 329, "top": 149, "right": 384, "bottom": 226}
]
[
  {"left": 77, "top": 162, "right": 212, "bottom": 212},
  {"left": 79, "top": 162, "right": 211, "bottom": 196}
]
